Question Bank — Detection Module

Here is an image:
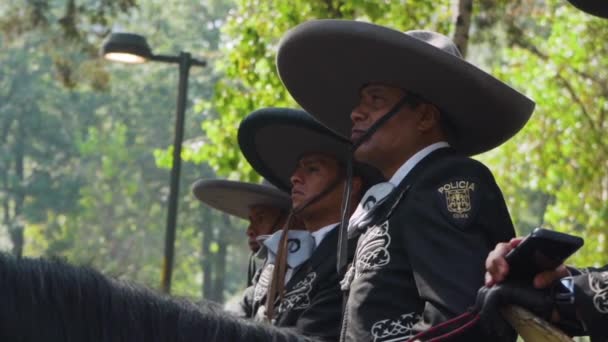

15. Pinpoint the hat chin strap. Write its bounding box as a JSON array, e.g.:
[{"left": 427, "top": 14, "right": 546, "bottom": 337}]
[
  {"left": 265, "top": 173, "right": 344, "bottom": 321},
  {"left": 352, "top": 94, "right": 415, "bottom": 150},
  {"left": 336, "top": 94, "right": 412, "bottom": 274}
]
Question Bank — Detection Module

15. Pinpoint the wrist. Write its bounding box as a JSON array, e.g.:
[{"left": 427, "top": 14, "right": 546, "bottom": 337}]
[{"left": 553, "top": 277, "right": 585, "bottom": 335}]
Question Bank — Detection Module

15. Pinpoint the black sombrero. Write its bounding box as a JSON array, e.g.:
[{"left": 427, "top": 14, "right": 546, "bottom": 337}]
[
  {"left": 237, "top": 108, "right": 383, "bottom": 192},
  {"left": 191, "top": 179, "right": 291, "bottom": 220},
  {"left": 276, "top": 20, "right": 536, "bottom": 155},
  {"left": 567, "top": 0, "right": 608, "bottom": 18}
]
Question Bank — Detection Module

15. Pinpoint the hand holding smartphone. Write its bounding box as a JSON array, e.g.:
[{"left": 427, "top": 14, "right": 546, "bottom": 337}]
[{"left": 504, "top": 228, "right": 584, "bottom": 282}]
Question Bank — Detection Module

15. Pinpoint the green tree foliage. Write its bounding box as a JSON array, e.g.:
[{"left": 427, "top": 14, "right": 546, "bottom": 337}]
[
  {"left": 0, "top": 35, "right": 94, "bottom": 257},
  {"left": 0, "top": 0, "right": 137, "bottom": 88},
  {"left": 1, "top": 0, "right": 251, "bottom": 300},
  {"left": 479, "top": 0, "right": 608, "bottom": 267}
]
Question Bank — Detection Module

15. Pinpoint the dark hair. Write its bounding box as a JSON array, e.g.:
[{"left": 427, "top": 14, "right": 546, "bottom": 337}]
[{"left": 0, "top": 253, "right": 309, "bottom": 342}]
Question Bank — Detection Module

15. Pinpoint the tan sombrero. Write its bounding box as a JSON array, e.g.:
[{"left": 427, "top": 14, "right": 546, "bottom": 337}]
[
  {"left": 566, "top": 0, "right": 608, "bottom": 18},
  {"left": 276, "top": 20, "right": 536, "bottom": 155},
  {"left": 191, "top": 179, "right": 291, "bottom": 220}
]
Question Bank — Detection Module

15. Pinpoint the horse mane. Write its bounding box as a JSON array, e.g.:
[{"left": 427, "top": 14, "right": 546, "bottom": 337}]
[{"left": 0, "top": 253, "right": 310, "bottom": 342}]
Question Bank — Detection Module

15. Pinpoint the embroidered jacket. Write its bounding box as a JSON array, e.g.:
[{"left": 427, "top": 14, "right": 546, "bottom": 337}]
[
  {"left": 340, "top": 148, "right": 516, "bottom": 342},
  {"left": 239, "top": 226, "right": 351, "bottom": 342}
]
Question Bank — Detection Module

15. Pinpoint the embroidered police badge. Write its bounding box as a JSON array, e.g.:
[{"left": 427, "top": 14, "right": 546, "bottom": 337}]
[{"left": 436, "top": 179, "right": 479, "bottom": 228}]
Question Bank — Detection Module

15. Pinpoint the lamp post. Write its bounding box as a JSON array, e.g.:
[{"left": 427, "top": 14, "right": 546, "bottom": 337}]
[{"left": 101, "top": 32, "right": 206, "bottom": 293}]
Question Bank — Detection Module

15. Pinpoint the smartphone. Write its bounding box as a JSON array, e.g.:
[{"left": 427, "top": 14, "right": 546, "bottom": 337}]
[{"left": 505, "top": 227, "right": 584, "bottom": 282}]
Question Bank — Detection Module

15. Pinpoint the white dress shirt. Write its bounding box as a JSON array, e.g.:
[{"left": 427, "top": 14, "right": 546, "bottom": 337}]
[{"left": 388, "top": 141, "right": 450, "bottom": 185}]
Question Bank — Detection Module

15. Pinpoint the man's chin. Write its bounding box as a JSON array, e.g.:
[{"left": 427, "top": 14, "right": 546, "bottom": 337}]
[
  {"left": 291, "top": 196, "right": 304, "bottom": 209},
  {"left": 353, "top": 147, "right": 373, "bottom": 163}
]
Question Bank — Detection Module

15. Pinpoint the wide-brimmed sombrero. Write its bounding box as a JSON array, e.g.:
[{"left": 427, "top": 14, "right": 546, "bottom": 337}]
[
  {"left": 191, "top": 179, "right": 291, "bottom": 220},
  {"left": 237, "top": 108, "right": 383, "bottom": 192},
  {"left": 276, "top": 20, "right": 536, "bottom": 155},
  {"left": 566, "top": 0, "right": 608, "bottom": 18}
]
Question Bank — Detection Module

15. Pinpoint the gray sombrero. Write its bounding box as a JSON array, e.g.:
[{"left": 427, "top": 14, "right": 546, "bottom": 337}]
[
  {"left": 237, "top": 108, "right": 383, "bottom": 192},
  {"left": 566, "top": 0, "right": 608, "bottom": 18},
  {"left": 276, "top": 20, "right": 536, "bottom": 155},
  {"left": 191, "top": 179, "right": 291, "bottom": 220}
]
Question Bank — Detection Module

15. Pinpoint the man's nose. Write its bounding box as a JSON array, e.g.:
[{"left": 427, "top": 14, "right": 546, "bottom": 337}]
[
  {"left": 290, "top": 170, "right": 303, "bottom": 187},
  {"left": 350, "top": 105, "right": 368, "bottom": 123}
]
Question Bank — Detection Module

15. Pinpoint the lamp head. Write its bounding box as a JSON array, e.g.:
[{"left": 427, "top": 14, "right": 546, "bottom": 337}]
[{"left": 101, "top": 33, "right": 152, "bottom": 64}]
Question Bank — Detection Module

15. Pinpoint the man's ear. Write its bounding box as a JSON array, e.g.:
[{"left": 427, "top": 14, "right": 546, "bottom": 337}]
[{"left": 416, "top": 103, "right": 441, "bottom": 132}]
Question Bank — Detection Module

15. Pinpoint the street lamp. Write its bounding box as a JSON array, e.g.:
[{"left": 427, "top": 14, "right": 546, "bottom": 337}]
[{"left": 101, "top": 32, "right": 206, "bottom": 294}]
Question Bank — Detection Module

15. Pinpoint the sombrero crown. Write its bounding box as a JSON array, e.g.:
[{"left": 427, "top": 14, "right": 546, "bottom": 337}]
[
  {"left": 277, "top": 20, "right": 536, "bottom": 155},
  {"left": 237, "top": 108, "right": 383, "bottom": 192}
]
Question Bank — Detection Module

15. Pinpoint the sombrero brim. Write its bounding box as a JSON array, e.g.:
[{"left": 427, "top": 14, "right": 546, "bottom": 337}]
[
  {"left": 567, "top": 0, "right": 608, "bottom": 18},
  {"left": 277, "top": 20, "right": 536, "bottom": 155},
  {"left": 191, "top": 179, "right": 291, "bottom": 220},
  {"left": 238, "top": 108, "right": 353, "bottom": 192}
]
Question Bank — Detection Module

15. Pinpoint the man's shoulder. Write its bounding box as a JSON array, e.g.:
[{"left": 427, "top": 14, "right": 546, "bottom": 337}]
[
  {"left": 389, "top": 153, "right": 502, "bottom": 224},
  {"left": 403, "top": 151, "right": 497, "bottom": 193},
  {"left": 426, "top": 152, "right": 493, "bottom": 177}
]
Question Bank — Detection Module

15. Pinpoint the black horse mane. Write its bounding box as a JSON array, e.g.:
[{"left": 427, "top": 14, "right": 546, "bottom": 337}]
[{"left": 0, "top": 253, "right": 311, "bottom": 342}]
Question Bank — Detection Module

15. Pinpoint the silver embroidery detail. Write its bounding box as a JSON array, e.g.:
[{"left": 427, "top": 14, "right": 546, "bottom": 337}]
[
  {"left": 278, "top": 272, "right": 317, "bottom": 314},
  {"left": 589, "top": 271, "right": 608, "bottom": 314},
  {"left": 354, "top": 221, "right": 391, "bottom": 278},
  {"left": 253, "top": 264, "right": 274, "bottom": 303},
  {"left": 371, "top": 312, "right": 421, "bottom": 342}
]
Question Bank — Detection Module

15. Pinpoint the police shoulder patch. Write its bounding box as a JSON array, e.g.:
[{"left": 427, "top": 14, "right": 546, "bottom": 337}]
[{"left": 436, "top": 178, "right": 480, "bottom": 228}]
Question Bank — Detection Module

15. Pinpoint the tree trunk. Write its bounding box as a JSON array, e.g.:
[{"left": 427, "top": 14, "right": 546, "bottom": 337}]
[
  {"left": 452, "top": 0, "right": 473, "bottom": 58},
  {"left": 10, "top": 118, "right": 25, "bottom": 257},
  {"left": 2, "top": 159, "right": 9, "bottom": 245},
  {"left": 200, "top": 209, "right": 213, "bottom": 299},
  {"left": 212, "top": 213, "right": 230, "bottom": 303},
  {"left": 1, "top": 116, "right": 9, "bottom": 229}
]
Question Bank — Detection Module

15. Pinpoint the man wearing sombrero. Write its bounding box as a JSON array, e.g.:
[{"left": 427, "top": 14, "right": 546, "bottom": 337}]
[
  {"left": 192, "top": 178, "right": 290, "bottom": 287},
  {"left": 237, "top": 107, "right": 381, "bottom": 340},
  {"left": 277, "top": 20, "right": 535, "bottom": 341}
]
